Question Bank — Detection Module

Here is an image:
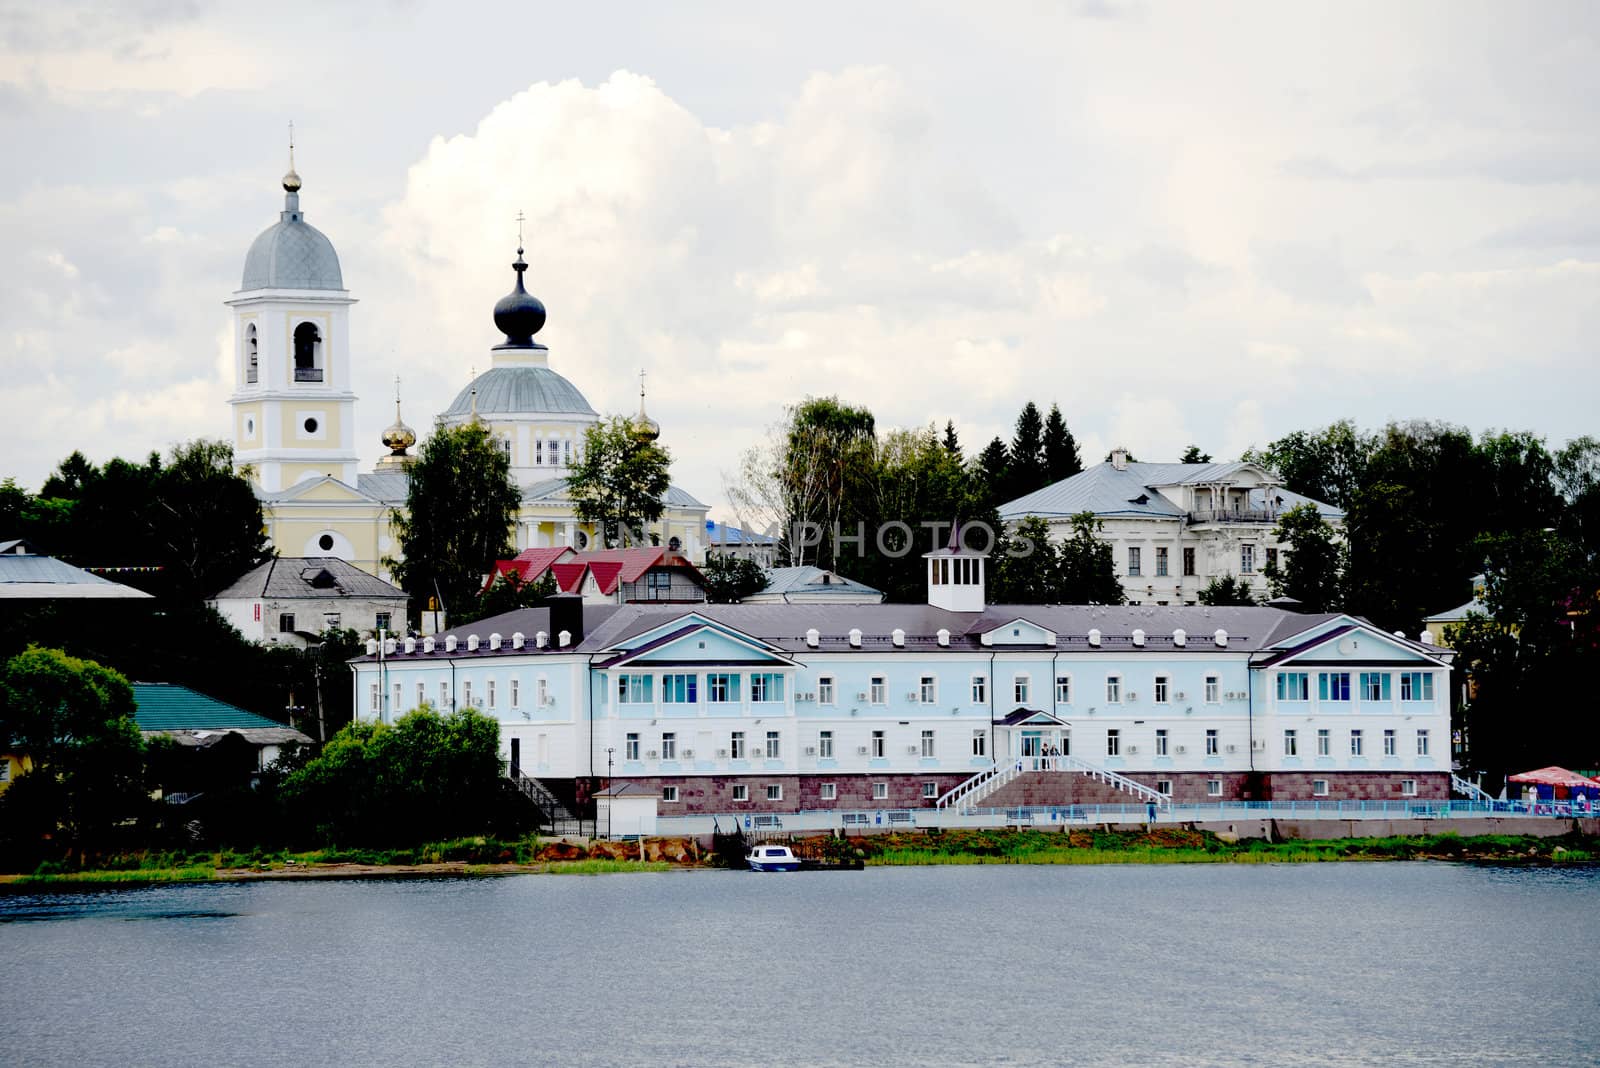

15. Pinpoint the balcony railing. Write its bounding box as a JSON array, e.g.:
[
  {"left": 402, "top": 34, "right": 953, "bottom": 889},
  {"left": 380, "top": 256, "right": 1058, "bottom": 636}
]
[
  {"left": 294, "top": 367, "right": 324, "bottom": 382},
  {"left": 1188, "top": 508, "right": 1279, "bottom": 525}
]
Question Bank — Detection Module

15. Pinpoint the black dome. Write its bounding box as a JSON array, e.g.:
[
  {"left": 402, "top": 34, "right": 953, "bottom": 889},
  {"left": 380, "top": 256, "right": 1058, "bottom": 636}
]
[{"left": 493, "top": 250, "right": 546, "bottom": 346}]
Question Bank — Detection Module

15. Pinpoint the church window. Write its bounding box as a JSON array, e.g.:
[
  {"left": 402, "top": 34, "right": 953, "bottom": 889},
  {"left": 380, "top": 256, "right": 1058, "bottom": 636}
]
[
  {"left": 535, "top": 439, "right": 544, "bottom": 465},
  {"left": 562, "top": 439, "right": 573, "bottom": 466},
  {"left": 246, "top": 324, "right": 259, "bottom": 383},
  {"left": 304, "top": 417, "right": 319, "bottom": 434},
  {"left": 293, "top": 322, "right": 323, "bottom": 382},
  {"left": 318, "top": 534, "right": 335, "bottom": 551}
]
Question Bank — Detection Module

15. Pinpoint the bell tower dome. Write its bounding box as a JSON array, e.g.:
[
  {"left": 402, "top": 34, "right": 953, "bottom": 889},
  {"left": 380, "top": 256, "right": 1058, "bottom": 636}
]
[{"left": 226, "top": 131, "right": 360, "bottom": 492}]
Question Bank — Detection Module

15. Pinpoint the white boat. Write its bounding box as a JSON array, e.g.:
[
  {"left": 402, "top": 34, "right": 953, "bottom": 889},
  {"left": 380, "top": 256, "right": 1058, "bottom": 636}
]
[{"left": 746, "top": 844, "right": 802, "bottom": 872}]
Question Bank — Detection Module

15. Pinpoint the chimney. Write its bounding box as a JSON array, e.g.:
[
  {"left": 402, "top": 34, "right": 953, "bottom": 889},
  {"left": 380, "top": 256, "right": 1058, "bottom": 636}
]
[
  {"left": 1110, "top": 448, "right": 1130, "bottom": 471},
  {"left": 546, "top": 592, "right": 584, "bottom": 646}
]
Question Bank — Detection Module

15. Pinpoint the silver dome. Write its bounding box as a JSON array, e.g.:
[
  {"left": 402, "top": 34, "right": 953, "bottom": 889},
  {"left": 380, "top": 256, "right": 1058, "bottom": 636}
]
[
  {"left": 241, "top": 212, "right": 344, "bottom": 291},
  {"left": 443, "top": 366, "right": 598, "bottom": 418}
]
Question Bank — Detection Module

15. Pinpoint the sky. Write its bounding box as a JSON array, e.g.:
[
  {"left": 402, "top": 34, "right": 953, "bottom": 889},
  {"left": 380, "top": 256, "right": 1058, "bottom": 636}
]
[{"left": 2, "top": 1, "right": 1597, "bottom": 514}]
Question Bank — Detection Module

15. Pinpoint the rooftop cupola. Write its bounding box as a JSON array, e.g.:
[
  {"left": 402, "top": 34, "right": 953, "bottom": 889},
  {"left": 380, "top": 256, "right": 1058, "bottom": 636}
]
[
  {"left": 377, "top": 376, "right": 417, "bottom": 469},
  {"left": 493, "top": 245, "right": 548, "bottom": 350},
  {"left": 239, "top": 127, "right": 343, "bottom": 291},
  {"left": 924, "top": 519, "right": 987, "bottom": 612},
  {"left": 632, "top": 369, "right": 661, "bottom": 443}
]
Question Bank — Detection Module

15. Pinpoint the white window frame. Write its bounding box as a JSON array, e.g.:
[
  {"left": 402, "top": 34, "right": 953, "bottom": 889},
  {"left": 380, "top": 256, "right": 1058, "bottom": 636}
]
[
  {"left": 920, "top": 729, "right": 936, "bottom": 759},
  {"left": 416, "top": 682, "right": 425, "bottom": 709},
  {"left": 870, "top": 676, "right": 887, "bottom": 704},
  {"left": 818, "top": 676, "right": 835, "bottom": 705},
  {"left": 1312, "top": 779, "right": 1329, "bottom": 797},
  {"left": 1153, "top": 675, "right": 1169, "bottom": 704},
  {"left": 732, "top": 784, "right": 749, "bottom": 802},
  {"left": 1106, "top": 675, "right": 1121, "bottom": 704},
  {"left": 1156, "top": 778, "right": 1173, "bottom": 796},
  {"left": 1317, "top": 729, "right": 1331, "bottom": 756},
  {"left": 369, "top": 683, "right": 379, "bottom": 713},
  {"left": 1205, "top": 729, "right": 1218, "bottom": 756},
  {"left": 871, "top": 731, "right": 885, "bottom": 759},
  {"left": 626, "top": 732, "right": 640, "bottom": 761},
  {"left": 1240, "top": 544, "right": 1256, "bottom": 574},
  {"left": 1055, "top": 675, "right": 1071, "bottom": 704},
  {"left": 661, "top": 732, "right": 677, "bottom": 761},
  {"left": 818, "top": 730, "right": 834, "bottom": 759},
  {"left": 1206, "top": 778, "right": 1223, "bottom": 797},
  {"left": 1416, "top": 729, "right": 1430, "bottom": 757},
  {"left": 1401, "top": 779, "right": 1418, "bottom": 797},
  {"left": 730, "top": 731, "right": 746, "bottom": 760},
  {"left": 872, "top": 781, "right": 888, "bottom": 800},
  {"left": 765, "top": 730, "right": 780, "bottom": 759},
  {"left": 1155, "top": 728, "right": 1168, "bottom": 757},
  {"left": 661, "top": 786, "right": 679, "bottom": 803},
  {"left": 1013, "top": 674, "right": 1030, "bottom": 705},
  {"left": 1205, "top": 675, "right": 1221, "bottom": 704},
  {"left": 819, "top": 782, "right": 837, "bottom": 801},
  {"left": 972, "top": 730, "right": 988, "bottom": 758},
  {"left": 462, "top": 681, "right": 473, "bottom": 708},
  {"left": 1106, "top": 729, "right": 1120, "bottom": 757},
  {"left": 766, "top": 783, "right": 783, "bottom": 801},
  {"left": 1383, "top": 729, "right": 1397, "bottom": 757},
  {"left": 971, "top": 676, "right": 987, "bottom": 704},
  {"left": 1283, "top": 729, "right": 1297, "bottom": 757},
  {"left": 1128, "top": 546, "right": 1141, "bottom": 577},
  {"left": 510, "top": 678, "right": 520, "bottom": 708},
  {"left": 487, "top": 679, "right": 497, "bottom": 710},
  {"left": 392, "top": 682, "right": 402, "bottom": 712},
  {"left": 922, "top": 781, "right": 938, "bottom": 799},
  {"left": 1350, "top": 729, "right": 1363, "bottom": 757},
  {"left": 919, "top": 675, "right": 937, "bottom": 704}
]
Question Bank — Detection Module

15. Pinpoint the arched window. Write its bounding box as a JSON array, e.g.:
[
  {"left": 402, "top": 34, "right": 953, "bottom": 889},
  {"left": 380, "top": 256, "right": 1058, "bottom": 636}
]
[
  {"left": 245, "top": 324, "right": 259, "bottom": 383},
  {"left": 293, "top": 322, "right": 323, "bottom": 381}
]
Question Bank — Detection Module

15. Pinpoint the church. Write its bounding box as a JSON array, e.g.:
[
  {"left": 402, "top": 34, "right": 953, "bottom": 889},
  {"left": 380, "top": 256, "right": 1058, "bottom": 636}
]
[{"left": 224, "top": 153, "right": 709, "bottom": 582}]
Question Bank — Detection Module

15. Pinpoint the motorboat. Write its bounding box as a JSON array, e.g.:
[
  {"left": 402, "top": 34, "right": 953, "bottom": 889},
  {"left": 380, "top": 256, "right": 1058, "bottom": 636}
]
[{"left": 745, "top": 844, "right": 801, "bottom": 872}]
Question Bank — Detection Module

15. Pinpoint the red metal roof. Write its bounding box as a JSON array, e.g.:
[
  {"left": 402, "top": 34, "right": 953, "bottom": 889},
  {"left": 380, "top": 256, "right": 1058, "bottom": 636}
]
[
  {"left": 484, "top": 547, "right": 574, "bottom": 591},
  {"left": 587, "top": 559, "right": 626, "bottom": 595},
  {"left": 550, "top": 561, "right": 588, "bottom": 594},
  {"left": 1507, "top": 766, "right": 1600, "bottom": 787}
]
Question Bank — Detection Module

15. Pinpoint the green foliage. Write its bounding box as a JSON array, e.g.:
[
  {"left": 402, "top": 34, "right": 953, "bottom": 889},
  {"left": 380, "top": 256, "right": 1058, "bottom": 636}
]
[
  {"left": 1263, "top": 504, "right": 1345, "bottom": 612},
  {"left": 941, "top": 420, "right": 962, "bottom": 458},
  {"left": 1244, "top": 420, "right": 1372, "bottom": 511},
  {"left": 975, "top": 436, "right": 1011, "bottom": 511},
  {"left": 992, "top": 516, "right": 1062, "bottom": 604},
  {"left": 389, "top": 422, "right": 522, "bottom": 623},
  {"left": 0, "top": 647, "right": 147, "bottom": 851},
  {"left": 459, "top": 570, "right": 558, "bottom": 626},
  {"left": 1180, "top": 445, "right": 1213, "bottom": 464},
  {"left": 1042, "top": 404, "right": 1082, "bottom": 483},
  {"left": 567, "top": 415, "right": 673, "bottom": 548},
  {"left": 1007, "top": 401, "right": 1046, "bottom": 501},
  {"left": 1057, "top": 511, "right": 1125, "bottom": 605},
  {"left": 702, "top": 554, "right": 769, "bottom": 604},
  {"left": 1198, "top": 575, "right": 1259, "bottom": 606},
  {"left": 280, "top": 705, "right": 529, "bottom": 847}
]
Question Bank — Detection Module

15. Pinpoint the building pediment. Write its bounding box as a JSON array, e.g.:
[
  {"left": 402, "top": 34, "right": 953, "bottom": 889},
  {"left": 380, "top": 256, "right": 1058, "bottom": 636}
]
[
  {"left": 1260, "top": 618, "right": 1451, "bottom": 668},
  {"left": 598, "top": 619, "right": 795, "bottom": 670},
  {"left": 979, "top": 617, "right": 1058, "bottom": 647}
]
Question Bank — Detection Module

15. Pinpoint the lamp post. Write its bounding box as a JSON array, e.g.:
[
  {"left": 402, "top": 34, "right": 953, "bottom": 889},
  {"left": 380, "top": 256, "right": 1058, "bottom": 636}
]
[{"left": 605, "top": 748, "right": 615, "bottom": 838}]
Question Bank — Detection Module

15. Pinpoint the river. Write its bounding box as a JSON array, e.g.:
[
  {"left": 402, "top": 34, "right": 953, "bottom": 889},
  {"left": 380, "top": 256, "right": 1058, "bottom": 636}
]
[{"left": 2, "top": 863, "right": 1596, "bottom": 1067}]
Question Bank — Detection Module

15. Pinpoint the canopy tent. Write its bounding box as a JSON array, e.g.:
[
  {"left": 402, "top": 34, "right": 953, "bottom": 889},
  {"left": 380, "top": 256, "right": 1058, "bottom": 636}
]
[{"left": 1507, "top": 766, "right": 1600, "bottom": 803}]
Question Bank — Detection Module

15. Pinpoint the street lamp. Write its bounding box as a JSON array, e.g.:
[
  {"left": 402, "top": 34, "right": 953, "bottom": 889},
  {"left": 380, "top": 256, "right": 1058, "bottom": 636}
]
[{"left": 605, "top": 748, "right": 615, "bottom": 838}]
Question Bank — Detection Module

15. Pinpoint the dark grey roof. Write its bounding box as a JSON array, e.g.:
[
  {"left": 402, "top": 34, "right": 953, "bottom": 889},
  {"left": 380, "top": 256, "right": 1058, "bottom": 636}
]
[
  {"left": 241, "top": 213, "right": 343, "bottom": 290},
  {"left": 756, "top": 566, "right": 883, "bottom": 599},
  {"left": 211, "top": 557, "right": 407, "bottom": 601},
  {"left": 443, "top": 366, "right": 597, "bottom": 418},
  {"left": 356, "top": 471, "right": 411, "bottom": 504},
  {"left": 0, "top": 553, "right": 154, "bottom": 599},
  {"left": 998, "top": 461, "right": 1342, "bottom": 522},
  {"left": 521, "top": 476, "right": 707, "bottom": 510}
]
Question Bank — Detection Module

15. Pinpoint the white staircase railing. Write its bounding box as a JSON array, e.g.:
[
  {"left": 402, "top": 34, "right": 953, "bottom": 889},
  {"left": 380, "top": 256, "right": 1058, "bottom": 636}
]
[
  {"left": 937, "top": 755, "right": 1171, "bottom": 813},
  {"left": 1451, "top": 774, "right": 1494, "bottom": 803}
]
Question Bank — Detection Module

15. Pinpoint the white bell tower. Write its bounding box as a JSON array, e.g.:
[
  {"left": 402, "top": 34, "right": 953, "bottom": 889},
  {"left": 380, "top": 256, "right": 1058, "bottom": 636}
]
[{"left": 227, "top": 136, "right": 359, "bottom": 492}]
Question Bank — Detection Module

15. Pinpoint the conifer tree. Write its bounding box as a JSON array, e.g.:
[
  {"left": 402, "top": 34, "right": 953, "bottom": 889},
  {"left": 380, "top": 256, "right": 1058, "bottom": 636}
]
[
  {"left": 942, "top": 420, "right": 962, "bottom": 459},
  {"left": 1008, "top": 401, "right": 1046, "bottom": 499},
  {"left": 976, "top": 436, "right": 1011, "bottom": 510},
  {"left": 1042, "top": 404, "right": 1082, "bottom": 483}
]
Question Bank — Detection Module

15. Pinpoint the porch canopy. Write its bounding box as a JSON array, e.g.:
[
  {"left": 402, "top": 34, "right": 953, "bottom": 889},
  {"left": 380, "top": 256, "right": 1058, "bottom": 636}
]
[{"left": 1508, "top": 766, "right": 1600, "bottom": 800}]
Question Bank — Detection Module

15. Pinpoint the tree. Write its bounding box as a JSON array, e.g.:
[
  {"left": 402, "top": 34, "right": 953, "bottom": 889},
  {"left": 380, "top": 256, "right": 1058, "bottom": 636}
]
[
  {"left": 991, "top": 515, "right": 1062, "bottom": 603},
  {"left": 149, "top": 440, "right": 272, "bottom": 599},
  {"left": 942, "top": 420, "right": 962, "bottom": 459},
  {"left": 567, "top": 415, "right": 673, "bottom": 549},
  {"left": 1243, "top": 420, "right": 1373, "bottom": 510},
  {"left": 1263, "top": 504, "right": 1345, "bottom": 612},
  {"left": 1180, "top": 445, "right": 1213, "bottom": 464},
  {"left": 389, "top": 422, "right": 522, "bottom": 625},
  {"left": 702, "top": 554, "right": 769, "bottom": 604},
  {"left": 1057, "top": 511, "right": 1125, "bottom": 605},
  {"left": 975, "top": 436, "right": 1011, "bottom": 511},
  {"left": 1042, "top": 404, "right": 1082, "bottom": 483},
  {"left": 0, "top": 647, "right": 146, "bottom": 852},
  {"left": 460, "top": 570, "right": 558, "bottom": 626},
  {"left": 1007, "top": 402, "right": 1046, "bottom": 500},
  {"left": 1198, "top": 576, "right": 1259, "bottom": 606}
]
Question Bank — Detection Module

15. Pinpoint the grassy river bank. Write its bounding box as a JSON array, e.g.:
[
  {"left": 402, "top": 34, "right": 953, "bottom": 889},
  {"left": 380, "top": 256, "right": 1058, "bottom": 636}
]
[{"left": 3, "top": 828, "right": 1595, "bottom": 889}]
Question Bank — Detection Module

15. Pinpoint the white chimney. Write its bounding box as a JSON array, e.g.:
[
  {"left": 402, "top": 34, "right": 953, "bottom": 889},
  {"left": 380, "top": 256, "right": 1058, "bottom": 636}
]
[
  {"left": 383, "top": 637, "right": 396, "bottom": 656},
  {"left": 489, "top": 632, "right": 502, "bottom": 651},
  {"left": 936, "top": 628, "right": 950, "bottom": 647},
  {"left": 444, "top": 635, "right": 458, "bottom": 652},
  {"left": 365, "top": 639, "right": 378, "bottom": 656},
  {"left": 1173, "top": 629, "right": 1186, "bottom": 647},
  {"left": 891, "top": 628, "right": 905, "bottom": 647},
  {"left": 1131, "top": 628, "right": 1145, "bottom": 648},
  {"left": 805, "top": 628, "right": 820, "bottom": 648},
  {"left": 466, "top": 634, "right": 480, "bottom": 652},
  {"left": 423, "top": 636, "right": 435, "bottom": 654},
  {"left": 1420, "top": 631, "right": 1435, "bottom": 645},
  {"left": 536, "top": 631, "right": 549, "bottom": 649},
  {"left": 512, "top": 632, "right": 525, "bottom": 650},
  {"left": 558, "top": 629, "right": 572, "bottom": 647},
  {"left": 403, "top": 636, "right": 416, "bottom": 654},
  {"left": 1110, "top": 448, "right": 1130, "bottom": 471},
  {"left": 1214, "top": 629, "right": 1228, "bottom": 647},
  {"left": 1087, "top": 628, "right": 1101, "bottom": 647},
  {"left": 848, "top": 628, "right": 862, "bottom": 648}
]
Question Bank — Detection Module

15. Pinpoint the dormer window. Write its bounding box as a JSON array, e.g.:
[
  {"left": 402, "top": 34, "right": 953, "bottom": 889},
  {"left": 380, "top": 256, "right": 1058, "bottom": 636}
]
[
  {"left": 245, "top": 323, "right": 259, "bottom": 383},
  {"left": 293, "top": 322, "right": 323, "bottom": 382}
]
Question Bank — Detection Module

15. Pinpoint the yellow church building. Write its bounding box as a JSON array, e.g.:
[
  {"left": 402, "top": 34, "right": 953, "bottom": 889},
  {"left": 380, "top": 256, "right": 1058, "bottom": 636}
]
[{"left": 226, "top": 156, "right": 708, "bottom": 581}]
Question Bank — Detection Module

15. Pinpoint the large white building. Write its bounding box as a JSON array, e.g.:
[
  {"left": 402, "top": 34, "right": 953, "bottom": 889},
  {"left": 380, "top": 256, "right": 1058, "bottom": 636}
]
[{"left": 999, "top": 450, "right": 1344, "bottom": 606}]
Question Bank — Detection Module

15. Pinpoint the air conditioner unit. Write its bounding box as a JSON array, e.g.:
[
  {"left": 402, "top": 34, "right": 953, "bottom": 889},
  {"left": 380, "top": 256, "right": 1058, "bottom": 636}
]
[
  {"left": 856, "top": 692, "right": 869, "bottom": 701},
  {"left": 857, "top": 746, "right": 871, "bottom": 755},
  {"left": 1127, "top": 692, "right": 1139, "bottom": 701},
  {"left": 1127, "top": 745, "right": 1139, "bottom": 754},
  {"left": 1225, "top": 744, "right": 1238, "bottom": 753},
  {"left": 907, "top": 692, "right": 920, "bottom": 702},
  {"left": 1251, "top": 739, "right": 1265, "bottom": 751},
  {"left": 1174, "top": 692, "right": 1186, "bottom": 700},
  {"left": 646, "top": 750, "right": 659, "bottom": 759},
  {"left": 542, "top": 695, "right": 556, "bottom": 706},
  {"left": 804, "top": 746, "right": 817, "bottom": 756},
  {"left": 682, "top": 749, "right": 695, "bottom": 758},
  {"left": 906, "top": 745, "right": 921, "bottom": 755},
  {"left": 1176, "top": 745, "right": 1187, "bottom": 754},
  {"left": 716, "top": 749, "right": 728, "bottom": 758}
]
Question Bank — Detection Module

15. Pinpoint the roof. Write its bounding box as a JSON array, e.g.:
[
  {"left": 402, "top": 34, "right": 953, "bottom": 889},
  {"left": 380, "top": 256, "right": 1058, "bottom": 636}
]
[
  {"left": 1508, "top": 766, "right": 1600, "bottom": 788},
  {"left": 705, "top": 520, "right": 777, "bottom": 546},
  {"left": 753, "top": 566, "right": 884, "bottom": 601},
  {"left": 489, "top": 547, "right": 575, "bottom": 589},
  {"left": 211, "top": 557, "right": 407, "bottom": 602},
  {"left": 0, "top": 553, "right": 155, "bottom": 599},
  {"left": 0, "top": 538, "right": 40, "bottom": 555},
  {"left": 596, "top": 782, "right": 658, "bottom": 798},
  {"left": 997, "top": 460, "right": 1342, "bottom": 522},
  {"left": 355, "top": 471, "right": 412, "bottom": 504},
  {"left": 521, "top": 476, "right": 706, "bottom": 510},
  {"left": 131, "top": 682, "right": 304, "bottom": 734},
  {"left": 491, "top": 547, "right": 707, "bottom": 597},
  {"left": 240, "top": 209, "right": 343, "bottom": 291},
  {"left": 1424, "top": 596, "right": 1487, "bottom": 623},
  {"left": 442, "top": 365, "right": 597, "bottom": 418}
]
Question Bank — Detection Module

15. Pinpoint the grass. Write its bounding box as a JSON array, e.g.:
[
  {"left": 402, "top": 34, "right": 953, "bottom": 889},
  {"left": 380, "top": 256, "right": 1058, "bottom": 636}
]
[{"left": 542, "top": 859, "right": 673, "bottom": 875}]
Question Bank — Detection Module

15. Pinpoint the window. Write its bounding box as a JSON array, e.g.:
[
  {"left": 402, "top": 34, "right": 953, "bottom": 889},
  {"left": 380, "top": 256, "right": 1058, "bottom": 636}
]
[
  {"left": 1014, "top": 675, "right": 1030, "bottom": 705},
  {"left": 1265, "top": 547, "right": 1279, "bottom": 572},
  {"left": 510, "top": 679, "right": 520, "bottom": 708},
  {"left": 279, "top": 613, "right": 296, "bottom": 633},
  {"left": 1204, "top": 675, "right": 1220, "bottom": 704},
  {"left": 1183, "top": 547, "right": 1196, "bottom": 576},
  {"left": 732, "top": 784, "right": 748, "bottom": 802},
  {"left": 1155, "top": 729, "right": 1168, "bottom": 756},
  {"left": 922, "top": 781, "right": 939, "bottom": 799},
  {"left": 1128, "top": 546, "right": 1142, "bottom": 576},
  {"left": 1360, "top": 672, "right": 1392, "bottom": 702},
  {"left": 919, "top": 675, "right": 937, "bottom": 703},
  {"left": 765, "top": 731, "right": 780, "bottom": 759},
  {"left": 374, "top": 611, "right": 391, "bottom": 632},
  {"left": 1106, "top": 676, "right": 1121, "bottom": 703},
  {"left": 292, "top": 322, "right": 322, "bottom": 377},
  {"left": 0, "top": 762, "right": 8, "bottom": 783},
  {"left": 1276, "top": 672, "right": 1309, "bottom": 701},
  {"left": 730, "top": 731, "right": 746, "bottom": 760},
  {"left": 1055, "top": 676, "right": 1071, "bottom": 704},
  {"left": 1401, "top": 779, "right": 1418, "bottom": 797},
  {"left": 462, "top": 681, "right": 473, "bottom": 708},
  {"left": 439, "top": 681, "right": 449, "bottom": 709},
  {"left": 1106, "top": 729, "right": 1120, "bottom": 757},
  {"left": 644, "top": 571, "right": 671, "bottom": 600},
  {"left": 766, "top": 783, "right": 783, "bottom": 801},
  {"left": 536, "top": 678, "right": 548, "bottom": 707},
  {"left": 819, "top": 783, "right": 837, "bottom": 801},
  {"left": 1156, "top": 779, "right": 1173, "bottom": 796},
  {"left": 708, "top": 673, "right": 739, "bottom": 703},
  {"left": 663, "top": 674, "right": 698, "bottom": 703},
  {"left": 1312, "top": 779, "right": 1329, "bottom": 797},
  {"left": 871, "top": 731, "right": 885, "bottom": 758},
  {"left": 751, "top": 673, "right": 784, "bottom": 703},
  {"left": 1349, "top": 730, "right": 1363, "bottom": 757},
  {"left": 1318, "top": 672, "right": 1351, "bottom": 702},
  {"left": 818, "top": 676, "right": 835, "bottom": 704},
  {"left": 369, "top": 683, "right": 379, "bottom": 712},
  {"left": 1205, "top": 729, "right": 1218, "bottom": 756},
  {"left": 1417, "top": 729, "right": 1430, "bottom": 756},
  {"left": 625, "top": 733, "right": 640, "bottom": 760},
  {"left": 971, "top": 676, "right": 987, "bottom": 704},
  {"left": 618, "top": 674, "right": 653, "bottom": 704},
  {"left": 535, "top": 439, "right": 544, "bottom": 465},
  {"left": 1383, "top": 729, "right": 1396, "bottom": 757},
  {"left": 486, "top": 680, "right": 497, "bottom": 709},
  {"left": 921, "top": 729, "right": 936, "bottom": 758},
  {"left": 661, "top": 786, "right": 679, "bottom": 803},
  {"left": 870, "top": 676, "right": 886, "bottom": 704},
  {"left": 1206, "top": 779, "right": 1222, "bottom": 797},
  {"left": 1317, "top": 728, "right": 1330, "bottom": 756},
  {"left": 245, "top": 323, "right": 259, "bottom": 383},
  {"left": 1240, "top": 544, "right": 1256, "bottom": 574},
  {"left": 1156, "top": 546, "right": 1169, "bottom": 577},
  {"left": 1400, "top": 672, "right": 1434, "bottom": 701},
  {"left": 972, "top": 730, "right": 987, "bottom": 757},
  {"left": 416, "top": 682, "right": 425, "bottom": 708},
  {"left": 872, "top": 782, "right": 888, "bottom": 800},
  {"left": 1283, "top": 729, "right": 1298, "bottom": 757},
  {"left": 1154, "top": 675, "right": 1169, "bottom": 704},
  {"left": 661, "top": 733, "right": 677, "bottom": 760},
  {"left": 389, "top": 682, "right": 400, "bottom": 712}
]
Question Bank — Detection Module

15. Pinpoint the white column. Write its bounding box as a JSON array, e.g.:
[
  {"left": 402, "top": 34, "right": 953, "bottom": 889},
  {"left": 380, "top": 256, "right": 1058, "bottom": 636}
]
[{"left": 564, "top": 520, "right": 577, "bottom": 547}]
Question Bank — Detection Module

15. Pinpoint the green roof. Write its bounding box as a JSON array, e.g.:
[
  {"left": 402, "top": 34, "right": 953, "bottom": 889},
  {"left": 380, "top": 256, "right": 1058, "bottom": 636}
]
[{"left": 131, "top": 683, "right": 289, "bottom": 732}]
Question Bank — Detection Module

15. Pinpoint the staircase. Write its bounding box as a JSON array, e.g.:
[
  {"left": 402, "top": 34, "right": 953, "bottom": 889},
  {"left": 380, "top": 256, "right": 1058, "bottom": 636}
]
[
  {"left": 1451, "top": 774, "right": 1494, "bottom": 803},
  {"left": 509, "top": 769, "right": 582, "bottom": 834},
  {"left": 939, "top": 755, "right": 1170, "bottom": 813}
]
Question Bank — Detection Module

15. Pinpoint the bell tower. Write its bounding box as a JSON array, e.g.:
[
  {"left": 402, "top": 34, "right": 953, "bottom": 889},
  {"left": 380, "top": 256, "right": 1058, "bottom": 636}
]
[{"left": 227, "top": 134, "right": 359, "bottom": 492}]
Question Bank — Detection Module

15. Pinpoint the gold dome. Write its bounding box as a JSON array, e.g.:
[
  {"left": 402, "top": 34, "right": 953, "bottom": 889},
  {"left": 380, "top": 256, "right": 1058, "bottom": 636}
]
[
  {"left": 632, "top": 370, "right": 661, "bottom": 442},
  {"left": 377, "top": 382, "right": 417, "bottom": 468}
]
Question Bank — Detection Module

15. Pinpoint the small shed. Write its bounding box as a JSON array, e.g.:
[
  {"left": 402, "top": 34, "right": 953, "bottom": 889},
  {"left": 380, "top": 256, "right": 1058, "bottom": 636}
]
[
  {"left": 595, "top": 782, "right": 659, "bottom": 838},
  {"left": 1507, "top": 766, "right": 1600, "bottom": 804}
]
